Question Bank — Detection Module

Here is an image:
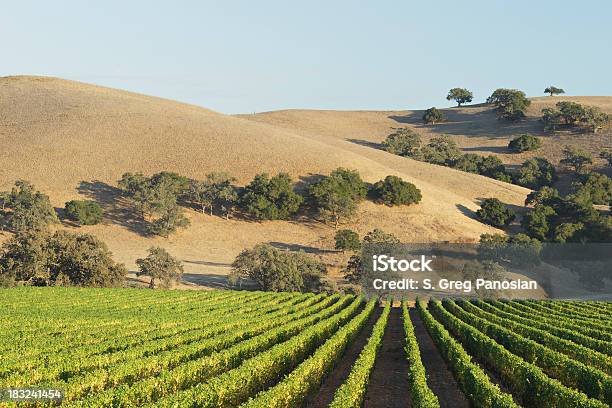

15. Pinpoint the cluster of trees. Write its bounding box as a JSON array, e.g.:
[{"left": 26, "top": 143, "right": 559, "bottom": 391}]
[
  {"left": 515, "top": 158, "right": 557, "bottom": 189},
  {"left": 65, "top": 200, "right": 104, "bottom": 225},
  {"left": 0, "top": 180, "right": 186, "bottom": 289},
  {"left": 523, "top": 187, "right": 611, "bottom": 243},
  {"left": 383, "top": 130, "right": 512, "bottom": 182},
  {"left": 136, "top": 247, "right": 184, "bottom": 289},
  {"left": 542, "top": 101, "right": 609, "bottom": 133},
  {"left": 118, "top": 169, "right": 421, "bottom": 234},
  {"left": 189, "top": 172, "right": 238, "bottom": 218},
  {"left": 229, "top": 243, "right": 328, "bottom": 293},
  {"left": 476, "top": 198, "right": 516, "bottom": 228},
  {"left": 308, "top": 168, "right": 367, "bottom": 228},
  {"left": 441, "top": 86, "right": 609, "bottom": 135},
  {"left": 0, "top": 229, "right": 127, "bottom": 287},
  {"left": 118, "top": 172, "right": 192, "bottom": 237},
  {"left": 309, "top": 169, "right": 421, "bottom": 227},
  {"left": 336, "top": 228, "right": 400, "bottom": 284},
  {"left": 476, "top": 184, "right": 610, "bottom": 243},
  {"left": 0, "top": 180, "right": 58, "bottom": 232},
  {"left": 0, "top": 183, "right": 108, "bottom": 287},
  {"left": 0, "top": 181, "right": 105, "bottom": 229},
  {"left": 486, "top": 89, "right": 531, "bottom": 121},
  {"left": 479, "top": 233, "right": 542, "bottom": 268},
  {"left": 226, "top": 227, "right": 412, "bottom": 293},
  {"left": 508, "top": 134, "right": 541, "bottom": 153},
  {"left": 384, "top": 129, "right": 611, "bottom": 192}
]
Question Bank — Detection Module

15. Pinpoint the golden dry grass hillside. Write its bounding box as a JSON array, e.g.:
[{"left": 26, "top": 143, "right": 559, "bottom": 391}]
[
  {"left": 240, "top": 97, "right": 612, "bottom": 170},
  {"left": 0, "top": 76, "right": 541, "bottom": 285}
]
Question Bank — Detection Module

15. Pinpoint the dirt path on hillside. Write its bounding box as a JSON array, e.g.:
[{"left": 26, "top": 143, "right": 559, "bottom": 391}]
[
  {"left": 409, "top": 308, "right": 469, "bottom": 408},
  {"left": 363, "top": 307, "right": 412, "bottom": 408},
  {"left": 306, "top": 307, "right": 382, "bottom": 407}
]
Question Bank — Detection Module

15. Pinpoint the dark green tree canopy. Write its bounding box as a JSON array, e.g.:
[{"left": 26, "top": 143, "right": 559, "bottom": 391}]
[
  {"left": 1, "top": 180, "right": 58, "bottom": 232},
  {"left": 136, "top": 246, "right": 184, "bottom": 289},
  {"left": 229, "top": 244, "right": 326, "bottom": 292},
  {"left": 420, "top": 135, "right": 461, "bottom": 166},
  {"left": 383, "top": 128, "right": 422, "bottom": 157},
  {"left": 452, "top": 154, "right": 483, "bottom": 174},
  {"left": 118, "top": 171, "right": 190, "bottom": 236},
  {"left": 486, "top": 88, "right": 531, "bottom": 121},
  {"left": 477, "top": 156, "right": 509, "bottom": 181},
  {"left": 521, "top": 204, "right": 557, "bottom": 241},
  {"left": 188, "top": 172, "right": 237, "bottom": 218},
  {"left": 542, "top": 101, "right": 610, "bottom": 133},
  {"left": 525, "top": 186, "right": 561, "bottom": 207},
  {"left": 334, "top": 229, "right": 361, "bottom": 252},
  {"left": 508, "top": 134, "right": 542, "bottom": 153},
  {"left": 544, "top": 86, "right": 565, "bottom": 96},
  {"left": 446, "top": 88, "right": 473, "bottom": 106},
  {"left": 65, "top": 200, "right": 104, "bottom": 225},
  {"left": 514, "top": 158, "right": 557, "bottom": 189},
  {"left": 573, "top": 172, "right": 612, "bottom": 205},
  {"left": 309, "top": 168, "right": 367, "bottom": 228},
  {"left": 422, "top": 107, "right": 446, "bottom": 124},
  {"left": 553, "top": 222, "right": 585, "bottom": 243},
  {"left": 478, "top": 233, "right": 542, "bottom": 268},
  {"left": 371, "top": 175, "right": 422, "bottom": 206},
  {"left": 476, "top": 198, "right": 515, "bottom": 228},
  {"left": 240, "top": 173, "right": 303, "bottom": 220},
  {"left": 0, "top": 230, "right": 127, "bottom": 287}
]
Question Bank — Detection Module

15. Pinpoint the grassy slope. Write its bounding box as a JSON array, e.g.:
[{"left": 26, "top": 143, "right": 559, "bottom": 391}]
[{"left": 4, "top": 76, "right": 605, "bottom": 288}]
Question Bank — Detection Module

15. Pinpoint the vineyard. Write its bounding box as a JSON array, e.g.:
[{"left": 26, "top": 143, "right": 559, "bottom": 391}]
[{"left": 0, "top": 288, "right": 611, "bottom": 407}]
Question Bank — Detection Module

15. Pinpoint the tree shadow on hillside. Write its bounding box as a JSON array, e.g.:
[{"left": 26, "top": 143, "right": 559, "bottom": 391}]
[
  {"left": 269, "top": 241, "right": 337, "bottom": 254},
  {"left": 77, "top": 180, "right": 149, "bottom": 236},
  {"left": 456, "top": 204, "right": 479, "bottom": 221},
  {"left": 462, "top": 146, "right": 509, "bottom": 154},
  {"left": 295, "top": 173, "right": 326, "bottom": 192},
  {"left": 182, "top": 273, "right": 260, "bottom": 290},
  {"left": 389, "top": 106, "right": 544, "bottom": 139},
  {"left": 184, "top": 259, "right": 233, "bottom": 267},
  {"left": 346, "top": 139, "right": 384, "bottom": 150},
  {"left": 55, "top": 207, "right": 81, "bottom": 228},
  {"left": 182, "top": 273, "right": 232, "bottom": 289}
]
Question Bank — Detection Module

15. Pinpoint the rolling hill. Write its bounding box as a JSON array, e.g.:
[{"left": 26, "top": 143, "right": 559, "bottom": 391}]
[{"left": 5, "top": 76, "right": 605, "bottom": 285}]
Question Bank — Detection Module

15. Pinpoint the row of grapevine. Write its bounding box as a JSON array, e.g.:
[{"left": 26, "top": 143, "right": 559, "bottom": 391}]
[
  {"left": 496, "top": 300, "right": 612, "bottom": 342},
  {"left": 1, "top": 287, "right": 610, "bottom": 407},
  {"left": 416, "top": 300, "right": 518, "bottom": 408},
  {"left": 0, "top": 289, "right": 261, "bottom": 363},
  {"left": 1, "top": 292, "right": 319, "bottom": 389},
  {"left": 401, "top": 301, "right": 440, "bottom": 408},
  {"left": 534, "top": 300, "right": 612, "bottom": 322},
  {"left": 429, "top": 300, "right": 607, "bottom": 408},
  {"left": 517, "top": 300, "right": 612, "bottom": 332},
  {"left": 239, "top": 298, "right": 379, "bottom": 407},
  {"left": 327, "top": 301, "right": 391, "bottom": 408},
  {"left": 446, "top": 300, "right": 612, "bottom": 404},
  {"left": 151, "top": 297, "right": 366, "bottom": 407},
  {"left": 475, "top": 300, "right": 612, "bottom": 358},
  {"left": 64, "top": 294, "right": 354, "bottom": 405},
  {"left": 1, "top": 291, "right": 300, "bottom": 378}
]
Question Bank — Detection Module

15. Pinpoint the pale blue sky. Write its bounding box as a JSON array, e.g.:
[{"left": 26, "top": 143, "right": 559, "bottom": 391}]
[{"left": 2, "top": 1, "right": 611, "bottom": 113}]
